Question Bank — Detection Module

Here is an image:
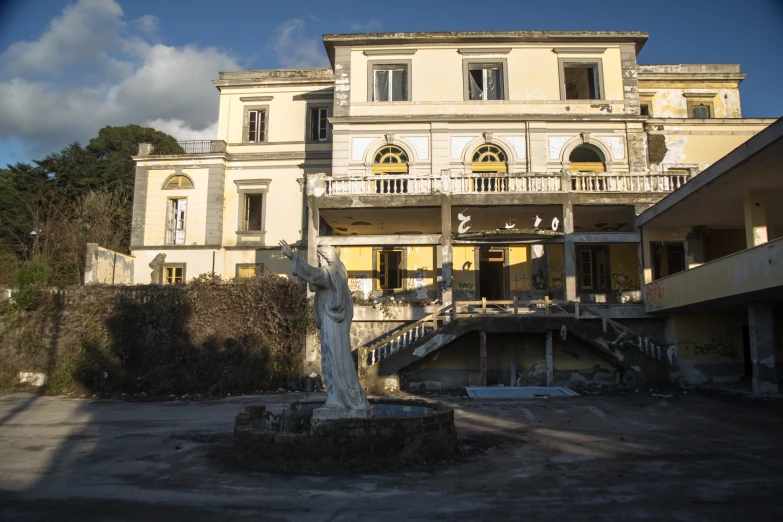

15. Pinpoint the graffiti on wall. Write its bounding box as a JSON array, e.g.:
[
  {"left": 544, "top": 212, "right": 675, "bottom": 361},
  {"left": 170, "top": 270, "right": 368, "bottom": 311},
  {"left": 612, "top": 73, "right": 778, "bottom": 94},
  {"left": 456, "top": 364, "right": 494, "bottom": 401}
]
[
  {"left": 409, "top": 266, "right": 428, "bottom": 299},
  {"left": 532, "top": 269, "right": 548, "bottom": 290},
  {"left": 457, "top": 209, "right": 472, "bottom": 234},
  {"left": 512, "top": 273, "right": 530, "bottom": 291},
  {"left": 348, "top": 274, "right": 371, "bottom": 299},
  {"left": 678, "top": 335, "right": 739, "bottom": 362},
  {"left": 612, "top": 273, "right": 639, "bottom": 291}
]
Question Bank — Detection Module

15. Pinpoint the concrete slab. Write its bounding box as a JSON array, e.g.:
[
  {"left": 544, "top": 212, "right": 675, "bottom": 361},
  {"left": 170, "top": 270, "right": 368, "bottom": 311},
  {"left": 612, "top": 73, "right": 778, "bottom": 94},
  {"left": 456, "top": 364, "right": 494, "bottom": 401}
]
[{"left": 465, "top": 386, "right": 579, "bottom": 398}]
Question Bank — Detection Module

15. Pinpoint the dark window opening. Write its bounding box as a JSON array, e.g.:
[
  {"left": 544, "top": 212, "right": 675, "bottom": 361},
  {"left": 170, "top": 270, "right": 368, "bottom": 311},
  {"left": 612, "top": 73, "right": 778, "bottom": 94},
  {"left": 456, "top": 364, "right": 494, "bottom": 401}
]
[
  {"left": 378, "top": 250, "right": 402, "bottom": 290},
  {"left": 309, "top": 107, "right": 328, "bottom": 141},
  {"left": 651, "top": 243, "right": 686, "bottom": 280},
  {"left": 564, "top": 64, "right": 600, "bottom": 100},
  {"left": 577, "top": 247, "right": 608, "bottom": 292},
  {"left": 163, "top": 265, "right": 184, "bottom": 284},
  {"left": 468, "top": 65, "right": 503, "bottom": 100},
  {"left": 242, "top": 194, "right": 263, "bottom": 231},
  {"left": 640, "top": 104, "right": 650, "bottom": 116},
  {"left": 690, "top": 104, "right": 711, "bottom": 118},
  {"left": 479, "top": 247, "right": 505, "bottom": 300}
]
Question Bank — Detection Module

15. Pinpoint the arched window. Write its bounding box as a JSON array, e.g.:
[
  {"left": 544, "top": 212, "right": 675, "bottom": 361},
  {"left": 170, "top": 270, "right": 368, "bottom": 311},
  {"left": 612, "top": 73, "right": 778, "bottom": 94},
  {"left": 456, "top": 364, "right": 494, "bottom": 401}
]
[
  {"left": 164, "top": 175, "right": 194, "bottom": 189},
  {"left": 471, "top": 144, "right": 507, "bottom": 173},
  {"left": 372, "top": 145, "right": 409, "bottom": 174},
  {"left": 569, "top": 144, "right": 605, "bottom": 172}
]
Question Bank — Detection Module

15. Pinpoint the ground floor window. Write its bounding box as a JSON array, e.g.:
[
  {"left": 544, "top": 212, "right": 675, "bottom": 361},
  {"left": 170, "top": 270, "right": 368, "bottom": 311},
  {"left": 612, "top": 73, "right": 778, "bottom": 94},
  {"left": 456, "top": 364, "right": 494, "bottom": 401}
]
[
  {"left": 162, "top": 264, "right": 185, "bottom": 284},
  {"left": 236, "top": 264, "right": 263, "bottom": 278},
  {"left": 377, "top": 250, "right": 403, "bottom": 290}
]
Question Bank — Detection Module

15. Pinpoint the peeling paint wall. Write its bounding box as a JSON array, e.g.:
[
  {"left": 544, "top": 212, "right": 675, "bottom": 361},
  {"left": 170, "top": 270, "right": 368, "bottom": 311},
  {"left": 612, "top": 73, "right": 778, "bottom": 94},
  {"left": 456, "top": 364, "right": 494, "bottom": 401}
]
[
  {"left": 609, "top": 243, "right": 640, "bottom": 292},
  {"left": 453, "top": 246, "right": 476, "bottom": 300},
  {"left": 84, "top": 244, "right": 134, "bottom": 285}
]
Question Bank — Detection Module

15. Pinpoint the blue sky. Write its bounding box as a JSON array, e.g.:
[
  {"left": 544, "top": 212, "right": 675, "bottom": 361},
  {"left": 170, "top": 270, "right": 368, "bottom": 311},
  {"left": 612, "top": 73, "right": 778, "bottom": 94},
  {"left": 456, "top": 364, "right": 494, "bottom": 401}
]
[{"left": 1, "top": 0, "right": 781, "bottom": 167}]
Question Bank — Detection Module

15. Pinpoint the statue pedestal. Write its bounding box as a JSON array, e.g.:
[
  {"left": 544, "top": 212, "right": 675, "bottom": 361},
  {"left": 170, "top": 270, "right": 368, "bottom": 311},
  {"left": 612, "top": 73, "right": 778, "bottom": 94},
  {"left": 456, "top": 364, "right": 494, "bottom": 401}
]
[{"left": 312, "top": 405, "right": 373, "bottom": 421}]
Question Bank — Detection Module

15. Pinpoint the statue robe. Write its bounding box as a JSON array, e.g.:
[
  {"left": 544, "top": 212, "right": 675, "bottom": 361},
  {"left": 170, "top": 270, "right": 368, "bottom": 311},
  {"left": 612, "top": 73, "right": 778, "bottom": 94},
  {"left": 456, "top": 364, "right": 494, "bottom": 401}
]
[{"left": 291, "top": 253, "right": 369, "bottom": 411}]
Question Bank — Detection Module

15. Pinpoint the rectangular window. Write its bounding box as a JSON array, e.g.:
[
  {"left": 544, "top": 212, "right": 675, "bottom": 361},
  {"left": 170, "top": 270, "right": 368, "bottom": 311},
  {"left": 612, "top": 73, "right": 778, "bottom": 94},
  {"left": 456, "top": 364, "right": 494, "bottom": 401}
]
[
  {"left": 309, "top": 107, "right": 328, "bottom": 141},
  {"left": 563, "top": 63, "right": 601, "bottom": 100},
  {"left": 163, "top": 265, "right": 185, "bottom": 284},
  {"left": 689, "top": 103, "right": 712, "bottom": 118},
  {"left": 640, "top": 104, "right": 650, "bottom": 116},
  {"left": 247, "top": 109, "right": 266, "bottom": 142},
  {"left": 237, "top": 264, "right": 262, "bottom": 278},
  {"left": 468, "top": 64, "right": 504, "bottom": 100},
  {"left": 578, "top": 248, "right": 609, "bottom": 291},
  {"left": 373, "top": 66, "right": 407, "bottom": 101},
  {"left": 166, "top": 198, "right": 187, "bottom": 245},
  {"left": 378, "top": 250, "right": 402, "bottom": 290},
  {"left": 651, "top": 243, "right": 686, "bottom": 280},
  {"left": 242, "top": 194, "right": 263, "bottom": 231},
  {"left": 579, "top": 250, "right": 593, "bottom": 290}
]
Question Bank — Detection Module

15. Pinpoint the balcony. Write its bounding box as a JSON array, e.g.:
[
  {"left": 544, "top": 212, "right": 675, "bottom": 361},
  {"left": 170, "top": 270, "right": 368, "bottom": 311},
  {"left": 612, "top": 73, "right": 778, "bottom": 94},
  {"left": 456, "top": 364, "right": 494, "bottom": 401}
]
[
  {"left": 321, "top": 171, "right": 691, "bottom": 196},
  {"left": 138, "top": 140, "right": 227, "bottom": 156},
  {"left": 644, "top": 237, "right": 783, "bottom": 313}
]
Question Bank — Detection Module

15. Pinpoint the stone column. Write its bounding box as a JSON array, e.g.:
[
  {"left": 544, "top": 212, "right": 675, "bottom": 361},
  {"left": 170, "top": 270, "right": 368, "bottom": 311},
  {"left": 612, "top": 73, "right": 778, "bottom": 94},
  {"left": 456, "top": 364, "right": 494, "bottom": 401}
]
[
  {"left": 743, "top": 192, "right": 768, "bottom": 248},
  {"left": 747, "top": 302, "right": 778, "bottom": 394},
  {"left": 304, "top": 196, "right": 321, "bottom": 376},
  {"left": 562, "top": 202, "right": 577, "bottom": 301},
  {"left": 440, "top": 194, "right": 453, "bottom": 305}
]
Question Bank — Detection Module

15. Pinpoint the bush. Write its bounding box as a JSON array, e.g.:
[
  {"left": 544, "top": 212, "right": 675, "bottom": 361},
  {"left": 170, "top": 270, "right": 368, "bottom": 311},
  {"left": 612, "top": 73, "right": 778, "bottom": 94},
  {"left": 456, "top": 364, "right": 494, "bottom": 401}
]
[{"left": 11, "top": 260, "right": 50, "bottom": 310}]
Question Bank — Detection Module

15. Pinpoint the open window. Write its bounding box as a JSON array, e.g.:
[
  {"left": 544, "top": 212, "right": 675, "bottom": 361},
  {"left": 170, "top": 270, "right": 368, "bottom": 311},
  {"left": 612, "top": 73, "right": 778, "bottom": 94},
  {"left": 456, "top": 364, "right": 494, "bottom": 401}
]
[
  {"left": 242, "top": 194, "right": 263, "bottom": 231},
  {"left": 577, "top": 247, "right": 608, "bottom": 291},
  {"left": 245, "top": 107, "right": 267, "bottom": 143},
  {"left": 467, "top": 63, "right": 505, "bottom": 100},
  {"left": 165, "top": 198, "right": 187, "bottom": 245},
  {"left": 377, "top": 250, "right": 403, "bottom": 291},
  {"left": 651, "top": 243, "right": 685, "bottom": 280},
  {"left": 372, "top": 64, "right": 408, "bottom": 102},
  {"left": 569, "top": 144, "right": 606, "bottom": 173},
  {"left": 234, "top": 179, "right": 270, "bottom": 245},
  {"left": 309, "top": 106, "right": 329, "bottom": 141},
  {"left": 561, "top": 61, "right": 602, "bottom": 100},
  {"left": 162, "top": 264, "right": 185, "bottom": 284}
]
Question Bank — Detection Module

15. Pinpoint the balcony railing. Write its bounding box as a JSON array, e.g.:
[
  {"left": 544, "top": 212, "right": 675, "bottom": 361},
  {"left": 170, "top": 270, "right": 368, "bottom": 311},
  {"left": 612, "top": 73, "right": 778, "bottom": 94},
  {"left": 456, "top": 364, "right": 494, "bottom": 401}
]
[
  {"left": 321, "top": 171, "right": 691, "bottom": 196},
  {"left": 147, "top": 140, "right": 227, "bottom": 156}
]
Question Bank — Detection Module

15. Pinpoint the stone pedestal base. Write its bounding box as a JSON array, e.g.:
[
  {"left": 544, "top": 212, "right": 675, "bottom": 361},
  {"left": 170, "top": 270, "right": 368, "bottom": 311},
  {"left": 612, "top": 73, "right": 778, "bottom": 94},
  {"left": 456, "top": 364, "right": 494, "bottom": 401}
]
[{"left": 312, "top": 405, "right": 373, "bottom": 421}]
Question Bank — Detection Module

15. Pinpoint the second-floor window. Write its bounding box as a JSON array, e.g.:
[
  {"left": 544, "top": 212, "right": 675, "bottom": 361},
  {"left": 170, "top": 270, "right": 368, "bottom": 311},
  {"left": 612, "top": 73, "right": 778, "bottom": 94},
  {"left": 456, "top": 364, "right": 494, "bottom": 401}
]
[
  {"left": 468, "top": 64, "right": 504, "bottom": 100},
  {"left": 563, "top": 62, "right": 602, "bottom": 100},
  {"left": 373, "top": 65, "right": 408, "bottom": 101},
  {"left": 309, "top": 107, "right": 328, "bottom": 141},
  {"left": 242, "top": 193, "right": 263, "bottom": 231},
  {"left": 166, "top": 198, "right": 187, "bottom": 245},
  {"left": 248, "top": 109, "right": 266, "bottom": 142}
]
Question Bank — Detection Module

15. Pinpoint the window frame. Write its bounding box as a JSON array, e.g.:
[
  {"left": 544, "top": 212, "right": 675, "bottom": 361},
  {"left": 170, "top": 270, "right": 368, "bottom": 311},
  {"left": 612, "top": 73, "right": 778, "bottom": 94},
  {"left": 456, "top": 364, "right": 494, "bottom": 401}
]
[
  {"left": 162, "top": 174, "right": 195, "bottom": 190},
  {"left": 558, "top": 58, "right": 605, "bottom": 101},
  {"left": 307, "top": 104, "right": 331, "bottom": 142},
  {"left": 462, "top": 58, "right": 509, "bottom": 101},
  {"left": 161, "top": 263, "right": 186, "bottom": 285},
  {"left": 242, "top": 105, "right": 269, "bottom": 144},
  {"left": 577, "top": 246, "right": 610, "bottom": 292},
  {"left": 165, "top": 197, "right": 187, "bottom": 246},
  {"left": 234, "top": 179, "right": 271, "bottom": 246},
  {"left": 687, "top": 100, "right": 713, "bottom": 119},
  {"left": 367, "top": 60, "right": 412, "bottom": 103},
  {"left": 372, "top": 247, "right": 406, "bottom": 294},
  {"left": 235, "top": 263, "right": 264, "bottom": 278}
]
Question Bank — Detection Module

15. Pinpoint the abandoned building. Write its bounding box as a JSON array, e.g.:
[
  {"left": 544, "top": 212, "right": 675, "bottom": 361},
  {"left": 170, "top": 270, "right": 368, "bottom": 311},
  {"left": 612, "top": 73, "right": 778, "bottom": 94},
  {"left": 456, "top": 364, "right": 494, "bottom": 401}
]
[{"left": 129, "top": 31, "right": 780, "bottom": 392}]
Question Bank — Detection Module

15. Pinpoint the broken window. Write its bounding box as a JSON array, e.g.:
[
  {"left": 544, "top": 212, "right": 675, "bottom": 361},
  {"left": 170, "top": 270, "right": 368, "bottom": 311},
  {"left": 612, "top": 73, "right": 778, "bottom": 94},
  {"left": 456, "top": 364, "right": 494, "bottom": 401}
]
[
  {"left": 163, "top": 265, "right": 185, "bottom": 284},
  {"left": 242, "top": 194, "right": 263, "bottom": 231},
  {"left": 309, "top": 107, "right": 328, "bottom": 141},
  {"left": 166, "top": 198, "right": 187, "bottom": 245},
  {"left": 378, "top": 250, "right": 403, "bottom": 290},
  {"left": 247, "top": 109, "right": 266, "bottom": 142},
  {"left": 373, "top": 66, "right": 407, "bottom": 101},
  {"left": 563, "top": 63, "right": 601, "bottom": 100},
  {"left": 468, "top": 64, "right": 504, "bottom": 100}
]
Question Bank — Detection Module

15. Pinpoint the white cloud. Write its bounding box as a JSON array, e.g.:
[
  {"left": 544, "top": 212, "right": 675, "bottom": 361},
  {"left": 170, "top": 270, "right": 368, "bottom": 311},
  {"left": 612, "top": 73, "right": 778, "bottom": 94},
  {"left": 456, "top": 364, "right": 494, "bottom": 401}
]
[
  {"left": 0, "top": 0, "right": 238, "bottom": 160},
  {"left": 270, "top": 19, "right": 329, "bottom": 69},
  {"left": 350, "top": 19, "right": 383, "bottom": 32}
]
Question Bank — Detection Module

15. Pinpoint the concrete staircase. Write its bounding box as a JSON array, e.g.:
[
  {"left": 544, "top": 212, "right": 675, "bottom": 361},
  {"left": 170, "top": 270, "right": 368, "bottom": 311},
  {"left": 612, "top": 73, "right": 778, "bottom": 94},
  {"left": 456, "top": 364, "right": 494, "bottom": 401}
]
[{"left": 356, "top": 300, "right": 675, "bottom": 390}]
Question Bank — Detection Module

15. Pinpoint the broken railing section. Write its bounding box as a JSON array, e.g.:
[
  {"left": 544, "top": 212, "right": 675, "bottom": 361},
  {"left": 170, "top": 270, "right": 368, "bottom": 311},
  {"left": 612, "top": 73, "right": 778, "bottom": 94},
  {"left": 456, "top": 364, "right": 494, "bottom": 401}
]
[
  {"left": 580, "top": 304, "right": 676, "bottom": 365},
  {"left": 361, "top": 298, "right": 677, "bottom": 371},
  {"left": 318, "top": 171, "right": 691, "bottom": 196}
]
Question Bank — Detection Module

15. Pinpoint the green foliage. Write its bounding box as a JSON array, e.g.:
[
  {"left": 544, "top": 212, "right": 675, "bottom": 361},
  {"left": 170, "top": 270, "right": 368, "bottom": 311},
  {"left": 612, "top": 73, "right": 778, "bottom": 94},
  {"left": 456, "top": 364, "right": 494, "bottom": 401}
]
[{"left": 11, "top": 261, "right": 50, "bottom": 310}]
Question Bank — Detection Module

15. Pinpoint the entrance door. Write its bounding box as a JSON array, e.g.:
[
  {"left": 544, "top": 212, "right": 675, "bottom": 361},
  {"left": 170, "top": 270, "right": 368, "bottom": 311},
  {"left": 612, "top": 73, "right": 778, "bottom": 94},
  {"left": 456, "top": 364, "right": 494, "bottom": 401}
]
[{"left": 479, "top": 247, "right": 505, "bottom": 300}]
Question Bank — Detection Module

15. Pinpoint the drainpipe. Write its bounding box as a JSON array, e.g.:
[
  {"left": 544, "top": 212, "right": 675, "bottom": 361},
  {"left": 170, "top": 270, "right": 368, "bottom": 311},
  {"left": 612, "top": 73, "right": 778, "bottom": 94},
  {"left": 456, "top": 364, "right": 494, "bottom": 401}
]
[{"left": 525, "top": 121, "right": 532, "bottom": 173}]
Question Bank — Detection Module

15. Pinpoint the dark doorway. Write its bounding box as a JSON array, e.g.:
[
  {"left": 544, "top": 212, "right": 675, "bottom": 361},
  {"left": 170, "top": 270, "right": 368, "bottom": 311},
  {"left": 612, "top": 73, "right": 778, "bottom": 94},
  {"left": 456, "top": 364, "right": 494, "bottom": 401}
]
[
  {"left": 479, "top": 247, "right": 505, "bottom": 300},
  {"left": 741, "top": 325, "right": 752, "bottom": 379}
]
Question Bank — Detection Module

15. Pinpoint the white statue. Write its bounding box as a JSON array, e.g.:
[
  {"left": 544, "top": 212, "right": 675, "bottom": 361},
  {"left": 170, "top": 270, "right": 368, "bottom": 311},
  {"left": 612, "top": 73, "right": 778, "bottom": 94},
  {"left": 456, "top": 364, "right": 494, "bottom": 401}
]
[{"left": 279, "top": 240, "right": 372, "bottom": 420}]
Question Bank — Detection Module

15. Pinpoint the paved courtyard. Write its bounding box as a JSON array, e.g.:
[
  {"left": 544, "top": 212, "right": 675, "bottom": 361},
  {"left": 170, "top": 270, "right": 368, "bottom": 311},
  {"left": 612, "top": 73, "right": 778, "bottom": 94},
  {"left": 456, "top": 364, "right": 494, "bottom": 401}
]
[{"left": 1, "top": 389, "right": 782, "bottom": 521}]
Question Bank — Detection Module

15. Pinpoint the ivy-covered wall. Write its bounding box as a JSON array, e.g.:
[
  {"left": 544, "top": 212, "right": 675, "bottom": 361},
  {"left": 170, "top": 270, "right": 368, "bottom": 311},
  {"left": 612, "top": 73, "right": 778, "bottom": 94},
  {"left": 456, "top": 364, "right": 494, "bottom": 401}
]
[{"left": 0, "top": 274, "right": 311, "bottom": 396}]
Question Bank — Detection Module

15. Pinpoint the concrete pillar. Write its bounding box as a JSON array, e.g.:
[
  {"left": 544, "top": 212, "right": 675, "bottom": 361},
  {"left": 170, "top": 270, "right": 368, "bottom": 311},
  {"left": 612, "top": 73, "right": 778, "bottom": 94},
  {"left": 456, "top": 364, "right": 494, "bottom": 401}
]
[
  {"left": 441, "top": 195, "right": 453, "bottom": 305},
  {"left": 545, "top": 330, "right": 554, "bottom": 386},
  {"left": 748, "top": 302, "right": 778, "bottom": 394},
  {"left": 562, "top": 202, "right": 577, "bottom": 301},
  {"left": 743, "top": 192, "right": 768, "bottom": 248},
  {"left": 479, "top": 331, "right": 487, "bottom": 387},
  {"left": 531, "top": 244, "right": 548, "bottom": 298}
]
